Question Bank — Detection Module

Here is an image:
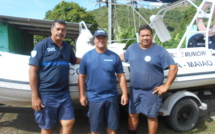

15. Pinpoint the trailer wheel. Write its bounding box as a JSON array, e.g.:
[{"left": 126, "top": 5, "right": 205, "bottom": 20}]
[{"left": 165, "top": 98, "right": 199, "bottom": 132}]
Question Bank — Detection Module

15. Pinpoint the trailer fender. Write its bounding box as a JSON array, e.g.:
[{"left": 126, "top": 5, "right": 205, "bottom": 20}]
[{"left": 159, "top": 91, "right": 207, "bottom": 116}]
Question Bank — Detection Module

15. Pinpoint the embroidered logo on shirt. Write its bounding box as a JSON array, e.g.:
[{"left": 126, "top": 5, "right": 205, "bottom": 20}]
[
  {"left": 144, "top": 56, "right": 151, "bottom": 62},
  {"left": 104, "top": 59, "right": 113, "bottom": 61},
  {"left": 31, "top": 50, "right": 37, "bottom": 58},
  {"left": 47, "top": 47, "right": 56, "bottom": 52}
]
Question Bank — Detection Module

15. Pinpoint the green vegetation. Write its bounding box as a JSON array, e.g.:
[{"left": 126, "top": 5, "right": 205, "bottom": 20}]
[
  {"left": 89, "top": 0, "right": 203, "bottom": 48},
  {"left": 34, "top": 0, "right": 203, "bottom": 49},
  {"left": 45, "top": 1, "right": 98, "bottom": 31},
  {"left": 34, "top": 1, "right": 98, "bottom": 46}
]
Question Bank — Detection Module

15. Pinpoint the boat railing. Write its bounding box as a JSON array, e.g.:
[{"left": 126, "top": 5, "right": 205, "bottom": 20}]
[{"left": 177, "top": 0, "right": 215, "bottom": 49}]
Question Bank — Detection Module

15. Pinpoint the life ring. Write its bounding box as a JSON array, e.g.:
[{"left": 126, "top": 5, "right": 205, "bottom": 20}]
[{"left": 196, "top": 2, "right": 215, "bottom": 36}]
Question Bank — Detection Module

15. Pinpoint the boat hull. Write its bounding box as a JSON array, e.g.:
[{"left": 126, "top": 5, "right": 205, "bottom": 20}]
[{"left": 1, "top": 47, "right": 215, "bottom": 106}]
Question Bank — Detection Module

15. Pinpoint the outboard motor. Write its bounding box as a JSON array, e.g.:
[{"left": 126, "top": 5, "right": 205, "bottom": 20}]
[{"left": 187, "top": 34, "right": 215, "bottom": 50}]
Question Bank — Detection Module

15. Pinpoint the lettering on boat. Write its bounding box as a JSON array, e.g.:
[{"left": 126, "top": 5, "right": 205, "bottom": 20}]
[
  {"left": 182, "top": 51, "right": 207, "bottom": 57},
  {"left": 169, "top": 52, "right": 177, "bottom": 58},
  {"left": 177, "top": 60, "right": 213, "bottom": 68},
  {"left": 169, "top": 51, "right": 207, "bottom": 58},
  {"left": 177, "top": 63, "right": 182, "bottom": 68},
  {"left": 69, "top": 67, "right": 79, "bottom": 75},
  {"left": 186, "top": 60, "right": 213, "bottom": 67}
]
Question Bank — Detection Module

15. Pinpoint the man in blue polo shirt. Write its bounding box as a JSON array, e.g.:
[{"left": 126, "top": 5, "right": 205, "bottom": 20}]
[
  {"left": 29, "top": 19, "right": 80, "bottom": 134},
  {"left": 120, "top": 25, "right": 178, "bottom": 134},
  {"left": 78, "top": 29, "right": 128, "bottom": 134}
]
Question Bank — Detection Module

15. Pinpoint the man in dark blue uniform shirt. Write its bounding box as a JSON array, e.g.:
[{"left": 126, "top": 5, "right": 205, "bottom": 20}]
[{"left": 29, "top": 19, "right": 80, "bottom": 134}]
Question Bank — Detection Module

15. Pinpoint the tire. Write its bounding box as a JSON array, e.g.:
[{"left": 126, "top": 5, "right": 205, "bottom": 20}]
[{"left": 165, "top": 98, "right": 199, "bottom": 132}]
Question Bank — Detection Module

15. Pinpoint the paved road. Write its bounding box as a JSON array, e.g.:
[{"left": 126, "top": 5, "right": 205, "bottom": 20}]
[{"left": 0, "top": 96, "right": 215, "bottom": 134}]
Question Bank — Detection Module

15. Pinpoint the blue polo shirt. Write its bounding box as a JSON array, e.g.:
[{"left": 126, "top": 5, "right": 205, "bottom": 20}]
[
  {"left": 79, "top": 49, "right": 124, "bottom": 102},
  {"left": 29, "top": 37, "right": 77, "bottom": 94}
]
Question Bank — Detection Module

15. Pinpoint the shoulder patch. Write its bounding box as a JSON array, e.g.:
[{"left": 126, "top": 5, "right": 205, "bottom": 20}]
[{"left": 31, "top": 50, "right": 37, "bottom": 58}]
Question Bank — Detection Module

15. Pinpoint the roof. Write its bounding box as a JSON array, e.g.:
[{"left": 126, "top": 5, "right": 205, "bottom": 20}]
[{"left": 0, "top": 15, "right": 90, "bottom": 40}]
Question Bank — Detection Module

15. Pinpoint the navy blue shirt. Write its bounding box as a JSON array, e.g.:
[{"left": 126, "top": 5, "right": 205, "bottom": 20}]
[
  {"left": 79, "top": 49, "right": 124, "bottom": 102},
  {"left": 29, "top": 37, "right": 76, "bottom": 94},
  {"left": 124, "top": 43, "right": 175, "bottom": 90}
]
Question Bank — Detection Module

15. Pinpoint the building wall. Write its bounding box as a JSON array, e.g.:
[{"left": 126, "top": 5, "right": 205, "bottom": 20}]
[
  {"left": 0, "top": 22, "right": 33, "bottom": 55},
  {"left": 0, "top": 22, "right": 9, "bottom": 52}
]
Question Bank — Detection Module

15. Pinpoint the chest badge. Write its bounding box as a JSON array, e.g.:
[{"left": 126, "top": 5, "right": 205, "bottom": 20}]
[
  {"left": 47, "top": 47, "right": 56, "bottom": 52},
  {"left": 144, "top": 56, "right": 151, "bottom": 62}
]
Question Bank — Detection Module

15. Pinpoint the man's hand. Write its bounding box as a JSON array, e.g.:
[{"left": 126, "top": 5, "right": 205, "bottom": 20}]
[
  {"left": 121, "top": 94, "right": 128, "bottom": 105},
  {"left": 32, "top": 96, "right": 44, "bottom": 111},
  {"left": 152, "top": 84, "right": 168, "bottom": 96},
  {"left": 79, "top": 95, "right": 88, "bottom": 106}
]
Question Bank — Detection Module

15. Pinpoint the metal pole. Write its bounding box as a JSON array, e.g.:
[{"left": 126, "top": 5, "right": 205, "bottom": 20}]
[{"left": 108, "top": 0, "right": 114, "bottom": 44}]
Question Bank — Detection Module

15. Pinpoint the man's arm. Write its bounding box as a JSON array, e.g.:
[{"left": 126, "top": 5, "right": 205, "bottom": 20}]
[
  {"left": 165, "top": 64, "right": 178, "bottom": 89},
  {"left": 119, "top": 54, "right": 125, "bottom": 62},
  {"left": 78, "top": 74, "right": 88, "bottom": 106},
  {"left": 153, "top": 64, "right": 178, "bottom": 95},
  {"left": 75, "top": 58, "right": 81, "bottom": 64},
  {"left": 29, "top": 65, "right": 44, "bottom": 111},
  {"left": 117, "top": 73, "right": 128, "bottom": 105}
]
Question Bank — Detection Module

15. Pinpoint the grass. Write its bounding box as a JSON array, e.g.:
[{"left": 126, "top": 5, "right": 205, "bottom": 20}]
[
  {"left": 1, "top": 104, "right": 215, "bottom": 134},
  {"left": 158, "top": 117, "right": 215, "bottom": 134}
]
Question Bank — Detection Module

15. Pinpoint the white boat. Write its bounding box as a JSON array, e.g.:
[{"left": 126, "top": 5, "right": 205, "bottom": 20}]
[
  {"left": 0, "top": 0, "right": 215, "bottom": 106},
  {"left": 2, "top": 48, "right": 215, "bottom": 105}
]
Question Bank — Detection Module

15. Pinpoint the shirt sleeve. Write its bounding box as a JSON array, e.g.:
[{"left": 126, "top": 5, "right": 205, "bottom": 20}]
[
  {"left": 29, "top": 42, "right": 44, "bottom": 67},
  {"left": 69, "top": 45, "right": 77, "bottom": 64},
  {"left": 161, "top": 49, "right": 176, "bottom": 70},
  {"left": 115, "top": 55, "right": 124, "bottom": 73},
  {"left": 79, "top": 54, "right": 87, "bottom": 74},
  {"left": 124, "top": 45, "right": 132, "bottom": 62}
]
